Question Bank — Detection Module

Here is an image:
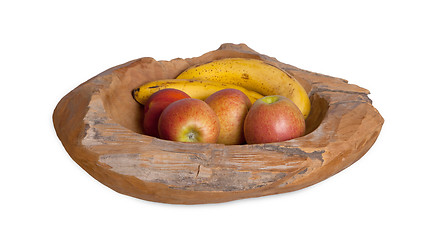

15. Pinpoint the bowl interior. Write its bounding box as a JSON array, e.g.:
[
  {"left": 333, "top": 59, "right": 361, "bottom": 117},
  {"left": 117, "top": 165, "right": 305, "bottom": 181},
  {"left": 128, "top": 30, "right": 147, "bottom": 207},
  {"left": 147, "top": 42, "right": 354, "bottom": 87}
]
[{"left": 100, "top": 58, "right": 328, "bottom": 139}]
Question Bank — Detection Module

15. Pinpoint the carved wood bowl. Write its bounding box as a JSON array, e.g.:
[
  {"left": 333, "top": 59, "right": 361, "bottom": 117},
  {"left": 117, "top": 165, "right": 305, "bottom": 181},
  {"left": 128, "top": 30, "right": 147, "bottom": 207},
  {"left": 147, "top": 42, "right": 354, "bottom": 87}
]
[{"left": 53, "top": 43, "right": 383, "bottom": 204}]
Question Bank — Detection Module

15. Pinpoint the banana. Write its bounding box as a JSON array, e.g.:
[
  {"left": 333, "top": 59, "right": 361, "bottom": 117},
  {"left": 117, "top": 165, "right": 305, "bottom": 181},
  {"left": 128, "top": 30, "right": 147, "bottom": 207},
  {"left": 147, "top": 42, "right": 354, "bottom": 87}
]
[
  {"left": 176, "top": 58, "right": 311, "bottom": 118},
  {"left": 132, "top": 79, "right": 264, "bottom": 105}
]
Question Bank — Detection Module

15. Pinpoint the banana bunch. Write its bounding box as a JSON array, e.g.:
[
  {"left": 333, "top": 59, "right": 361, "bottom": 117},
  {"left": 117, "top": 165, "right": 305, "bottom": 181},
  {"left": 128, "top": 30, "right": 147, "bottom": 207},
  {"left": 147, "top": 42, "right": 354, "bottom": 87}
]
[
  {"left": 132, "top": 58, "right": 311, "bottom": 118},
  {"left": 176, "top": 58, "right": 311, "bottom": 118},
  {"left": 132, "top": 79, "right": 264, "bottom": 105}
]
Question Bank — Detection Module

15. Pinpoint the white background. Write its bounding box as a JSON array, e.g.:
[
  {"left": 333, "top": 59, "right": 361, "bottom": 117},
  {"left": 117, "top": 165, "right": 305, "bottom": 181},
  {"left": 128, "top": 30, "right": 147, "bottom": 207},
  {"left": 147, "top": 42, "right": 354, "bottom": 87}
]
[{"left": 1, "top": 1, "right": 441, "bottom": 239}]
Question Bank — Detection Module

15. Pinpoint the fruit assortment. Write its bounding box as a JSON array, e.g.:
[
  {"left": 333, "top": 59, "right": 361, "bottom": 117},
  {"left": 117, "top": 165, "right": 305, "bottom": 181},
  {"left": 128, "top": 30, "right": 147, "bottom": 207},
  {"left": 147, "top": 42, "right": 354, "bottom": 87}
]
[{"left": 132, "top": 58, "right": 310, "bottom": 144}]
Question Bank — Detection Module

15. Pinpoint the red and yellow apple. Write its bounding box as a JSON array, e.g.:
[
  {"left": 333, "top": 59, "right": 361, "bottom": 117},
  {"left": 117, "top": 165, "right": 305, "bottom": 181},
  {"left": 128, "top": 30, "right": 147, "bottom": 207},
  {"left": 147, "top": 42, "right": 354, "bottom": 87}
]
[
  {"left": 244, "top": 95, "right": 305, "bottom": 144},
  {"left": 205, "top": 89, "right": 251, "bottom": 145},
  {"left": 158, "top": 98, "right": 220, "bottom": 143},
  {"left": 142, "top": 88, "right": 191, "bottom": 137}
]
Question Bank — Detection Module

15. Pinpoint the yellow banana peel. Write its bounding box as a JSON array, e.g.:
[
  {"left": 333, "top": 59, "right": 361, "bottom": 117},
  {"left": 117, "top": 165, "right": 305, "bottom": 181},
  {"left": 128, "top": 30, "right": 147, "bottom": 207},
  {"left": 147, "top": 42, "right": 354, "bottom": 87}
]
[
  {"left": 132, "top": 79, "right": 264, "bottom": 105},
  {"left": 176, "top": 58, "right": 311, "bottom": 118}
]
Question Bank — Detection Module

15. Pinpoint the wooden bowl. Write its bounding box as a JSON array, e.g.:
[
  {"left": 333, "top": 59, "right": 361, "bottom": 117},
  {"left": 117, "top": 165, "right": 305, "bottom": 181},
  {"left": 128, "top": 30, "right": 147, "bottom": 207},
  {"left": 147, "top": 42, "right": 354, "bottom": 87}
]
[{"left": 53, "top": 43, "right": 383, "bottom": 204}]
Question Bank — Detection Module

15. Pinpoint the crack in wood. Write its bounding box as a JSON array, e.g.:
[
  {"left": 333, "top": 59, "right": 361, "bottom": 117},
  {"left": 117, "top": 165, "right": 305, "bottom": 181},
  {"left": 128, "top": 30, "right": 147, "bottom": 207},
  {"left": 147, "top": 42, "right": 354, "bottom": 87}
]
[
  {"left": 196, "top": 165, "right": 201, "bottom": 178},
  {"left": 257, "top": 144, "right": 325, "bottom": 163},
  {"left": 311, "top": 88, "right": 369, "bottom": 96}
]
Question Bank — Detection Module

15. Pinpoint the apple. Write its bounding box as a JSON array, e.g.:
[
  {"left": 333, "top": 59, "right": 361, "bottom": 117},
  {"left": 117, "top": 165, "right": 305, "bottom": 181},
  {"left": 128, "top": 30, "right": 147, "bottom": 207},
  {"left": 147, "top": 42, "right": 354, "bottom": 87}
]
[
  {"left": 244, "top": 95, "right": 305, "bottom": 144},
  {"left": 158, "top": 98, "right": 220, "bottom": 143},
  {"left": 143, "top": 88, "right": 191, "bottom": 137},
  {"left": 205, "top": 89, "right": 251, "bottom": 145}
]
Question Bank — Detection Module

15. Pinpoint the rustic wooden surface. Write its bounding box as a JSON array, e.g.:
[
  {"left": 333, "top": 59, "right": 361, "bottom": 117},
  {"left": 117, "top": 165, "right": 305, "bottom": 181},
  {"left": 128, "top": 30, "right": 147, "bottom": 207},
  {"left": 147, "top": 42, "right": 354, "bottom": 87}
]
[{"left": 53, "top": 43, "right": 384, "bottom": 204}]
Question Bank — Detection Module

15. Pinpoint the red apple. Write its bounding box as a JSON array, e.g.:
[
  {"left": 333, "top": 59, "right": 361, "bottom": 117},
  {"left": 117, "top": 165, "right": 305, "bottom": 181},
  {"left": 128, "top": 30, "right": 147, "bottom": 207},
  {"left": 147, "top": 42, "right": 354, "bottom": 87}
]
[
  {"left": 143, "top": 88, "right": 191, "bottom": 137},
  {"left": 244, "top": 95, "right": 305, "bottom": 144},
  {"left": 205, "top": 89, "right": 251, "bottom": 145},
  {"left": 158, "top": 98, "right": 220, "bottom": 143}
]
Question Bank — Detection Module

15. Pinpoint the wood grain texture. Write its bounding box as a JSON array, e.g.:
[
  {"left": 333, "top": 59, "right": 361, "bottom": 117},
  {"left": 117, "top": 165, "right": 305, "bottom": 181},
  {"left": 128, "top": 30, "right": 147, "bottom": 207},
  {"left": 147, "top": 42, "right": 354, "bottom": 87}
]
[{"left": 53, "top": 43, "right": 384, "bottom": 204}]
